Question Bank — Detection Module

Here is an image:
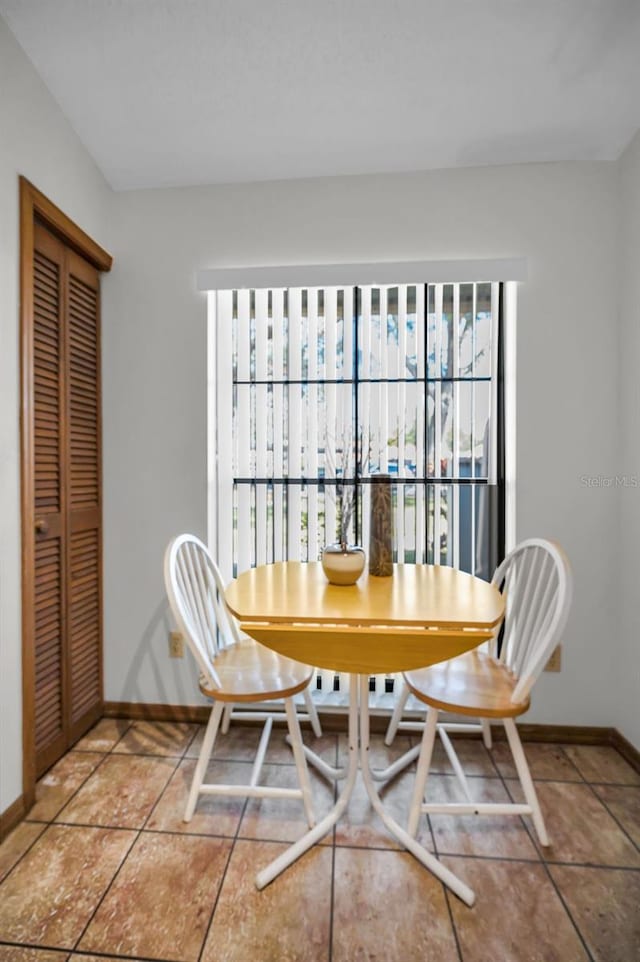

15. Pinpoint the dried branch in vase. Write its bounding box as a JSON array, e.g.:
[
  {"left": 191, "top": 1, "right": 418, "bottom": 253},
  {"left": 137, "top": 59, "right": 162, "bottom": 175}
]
[{"left": 325, "top": 426, "right": 373, "bottom": 547}]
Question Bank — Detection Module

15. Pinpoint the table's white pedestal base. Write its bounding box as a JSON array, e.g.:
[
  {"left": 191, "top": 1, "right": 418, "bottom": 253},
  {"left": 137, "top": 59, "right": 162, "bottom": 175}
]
[{"left": 255, "top": 676, "right": 475, "bottom": 907}]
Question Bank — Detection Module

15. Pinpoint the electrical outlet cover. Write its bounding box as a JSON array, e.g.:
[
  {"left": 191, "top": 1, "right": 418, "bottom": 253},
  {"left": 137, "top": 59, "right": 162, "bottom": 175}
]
[{"left": 169, "top": 631, "right": 184, "bottom": 658}]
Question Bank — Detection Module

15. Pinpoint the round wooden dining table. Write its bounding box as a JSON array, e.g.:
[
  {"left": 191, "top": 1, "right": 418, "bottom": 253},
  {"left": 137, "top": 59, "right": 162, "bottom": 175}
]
[{"left": 225, "top": 560, "right": 504, "bottom": 906}]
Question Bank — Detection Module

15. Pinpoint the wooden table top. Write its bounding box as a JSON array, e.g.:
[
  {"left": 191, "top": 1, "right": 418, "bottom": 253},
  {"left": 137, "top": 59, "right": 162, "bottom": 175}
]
[{"left": 225, "top": 562, "right": 505, "bottom": 675}]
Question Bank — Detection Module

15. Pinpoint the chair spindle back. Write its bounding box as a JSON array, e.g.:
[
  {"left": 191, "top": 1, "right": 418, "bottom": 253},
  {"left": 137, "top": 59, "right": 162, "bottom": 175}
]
[
  {"left": 492, "top": 538, "right": 572, "bottom": 704},
  {"left": 164, "top": 534, "right": 241, "bottom": 691}
]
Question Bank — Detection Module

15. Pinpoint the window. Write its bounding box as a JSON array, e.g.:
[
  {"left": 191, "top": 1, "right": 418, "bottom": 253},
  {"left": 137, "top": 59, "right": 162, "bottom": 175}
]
[{"left": 210, "top": 281, "right": 506, "bottom": 588}]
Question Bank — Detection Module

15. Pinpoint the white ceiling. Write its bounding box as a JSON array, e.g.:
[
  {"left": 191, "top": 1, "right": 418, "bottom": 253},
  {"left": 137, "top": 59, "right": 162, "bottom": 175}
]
[{"left": 2, "top": 0, "right": 639, "bottom": 191}]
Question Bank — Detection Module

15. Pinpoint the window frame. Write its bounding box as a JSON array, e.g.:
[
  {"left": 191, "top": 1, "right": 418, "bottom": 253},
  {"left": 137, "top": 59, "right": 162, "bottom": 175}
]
[{"left": 209, "top": 280, "right": 515, "bottom": 585}]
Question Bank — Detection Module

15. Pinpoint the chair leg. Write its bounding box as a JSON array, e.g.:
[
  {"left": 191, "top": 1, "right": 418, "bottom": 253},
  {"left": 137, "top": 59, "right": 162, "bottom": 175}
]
[
  {"left": 184, "top": 699, "right": 224, "bottom": 822},
  {"left": 407, "top": 707, "right": 438, "bottom": 838},
  {"left": 503, "top": 717, "right": 549, "bottom": 846},
  {"left": 438, "top": 726, "right": 474, "bottom": 802},
  {"left": 481, "top": 718, "right": 493, "bottom": 749},
  {"left": 303, "top": 686, "right": 322, "bottom": 738},
  {"left": 385, "top": 679, "right": 410, "bottom": 746},
  {"left": 284, "top": 696, "right": 316, "bottom": 828},
  {"left": 221, "top": 703, "right": 233, "bottom": 734}
]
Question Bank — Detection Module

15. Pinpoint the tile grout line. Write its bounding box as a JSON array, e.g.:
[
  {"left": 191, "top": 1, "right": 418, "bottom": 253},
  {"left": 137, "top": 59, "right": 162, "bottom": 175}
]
[
  {"left": 557, "top": 744, "right": 591, "bottom": 783},
  {"left": 1, "top": 940, "right": 176, "bottom": 962},
  {"left": 0, "top": 940, "right": 71, "bottom": 957},
  {"left": 134, "top": 718, "right": 245, "bottom": 962},
  {"left": 0, "top": 821, "right": 46, "bottom": 888},
  {"left": 0, "top": 722, "right": 156, "bottom": 960},
  {"left": 495, "top": 754, "right": 596, "bottom": 962},
  {"left": 0, "top": 748, "right": 115, "bottom": 891},
  {"left": 139, "top": 746, "right": 189, "bottom": 832},
  {"left": 54, "top": 752, "right": 182, "bottom": 834},
  {"left": 413, "top": 848, "right": 640, "bottom": 872},
  {"left": 77, "top": 937, "right": 193, "bottom": 961},
  {"left": 582, "top": 782, "right": 640, "bottom": 854},
  {"left": 585, "top": 778, "right": 640, "bottom": 788},
  {"left": 102, "top": 717, "right": 199, "bottom": 762},
  {"left": 53, "top": 740, "right": 184, "bottom": 836},
  {"left": 563, "top": 743, "right": 640, "bottom": 783},
  {"left": 72, "top": 939, "right": 181, "bottom": 962},
  {"left": 41, "top": 817, "right": 332, "bottom": 849},
  {"left": 101, "top": 718, "right": 134, "bottom": 754},
  {"left": 0, "top": 938, "right": 176, "bottom": 961},
  {"left": 196, "top": 795, "right": 250, "bottom": 962},
  {"left": 0, "top": 936, "right": 170, "bottom": 961},
  {"left": 501, "top": 746, "right": 640, "bottom": 865},
  {"left": 552, "top": 743, "right": 640, "bottom": 789},
  {"left": 69, "top": 824, "right": 143, "bottom": 956},
  {"left": 524, "top": 850, "right": 596, "bottom": 962},
  {"left": 40, "top": 748, "right": 113, "bottom": 818},
  {"left": 11, "top": 717, "right": 343, "bottom": 962},
  {"left": 64, "top": 726, "right": 185, "bottom": 957},
  {"left": 442, "top": 881, "right": 465, "bottom": 962},
  {"left": 187, "top": 713, "right": 335, "bottom": 962},
  {"left": 181, "top": 721, "right": 203, "bottom": 759},
  {"left": 425, "top": 804, "right": 465, "bottom": 962},
  {"left": 3, "top": 728, "right": 638, "bottom": 962}
]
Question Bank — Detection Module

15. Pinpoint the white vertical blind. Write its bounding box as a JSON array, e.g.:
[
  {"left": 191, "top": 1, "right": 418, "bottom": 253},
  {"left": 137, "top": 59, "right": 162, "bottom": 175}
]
[
  {"left": 324, "top": 290, "right": 338, "bottom": 545},
  {"left": 306, "top": 291, "right": 319, "bottom": 560},
  {"left": 235, "top": 290, "right": 252, "bottom": 575},
  {"left": 255, "top": 289, "right": 268, "bottom": 566},
  {"left": 415, "top": 284, "right": 425, "bottom": 566},
  {"left": 212, "top": 282, "right": 502, "bottom": 591},
  {"left": 272, "top": 289, "right": 285, "bottom": 561},
  {"left": 433, "top": 283, "right": 443, "bottom": 566},
  {"left": 210, "top": 290, "right": 234, "bottom": 581},
  {"left": 396, "top": 285, "right": 407, "bottom": 562},
  {"left": 288, "top": 289, "right": 303, "bottom": 562}
]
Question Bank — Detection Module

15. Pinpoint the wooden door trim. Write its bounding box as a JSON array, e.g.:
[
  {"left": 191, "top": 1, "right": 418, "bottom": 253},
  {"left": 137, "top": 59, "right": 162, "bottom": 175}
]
[
  {"left": 20, "top": 177, "right": 112, "bottom": 808},
  {"left": 20, "top": 178, "right": 113, "bottom": 272}
]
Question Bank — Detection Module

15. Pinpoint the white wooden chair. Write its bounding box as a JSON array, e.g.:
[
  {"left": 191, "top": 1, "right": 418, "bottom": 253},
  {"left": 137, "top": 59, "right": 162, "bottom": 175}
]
[
  {"left": 163, "top": 534, "right": 321, "bottom": 825},
  {"left": 396, "top": 539, "right": 572, "bottom": 844}
]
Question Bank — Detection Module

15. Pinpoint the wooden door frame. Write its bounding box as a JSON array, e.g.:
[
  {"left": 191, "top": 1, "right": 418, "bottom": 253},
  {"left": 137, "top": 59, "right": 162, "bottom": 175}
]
[{"left": 20, "top": 176, "right": 112, "bottom": 808}]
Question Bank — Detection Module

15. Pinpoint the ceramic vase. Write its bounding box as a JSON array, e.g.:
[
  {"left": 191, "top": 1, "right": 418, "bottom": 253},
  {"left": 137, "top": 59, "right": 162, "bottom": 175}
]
[{"left": 321, "top": 542, "right": 366, "bottom": 585}]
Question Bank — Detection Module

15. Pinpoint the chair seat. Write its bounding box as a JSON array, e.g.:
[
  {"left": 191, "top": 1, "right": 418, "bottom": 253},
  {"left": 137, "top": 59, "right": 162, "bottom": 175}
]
[
  {"left": 199, "top": 636, "right": 314, "bottom": 703},
  {"left": 404, "top": 649, "right": 530, "bottom": 718}
]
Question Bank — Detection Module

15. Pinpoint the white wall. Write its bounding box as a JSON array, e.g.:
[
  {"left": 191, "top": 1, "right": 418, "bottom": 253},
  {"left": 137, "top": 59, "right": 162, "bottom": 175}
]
[
  {"left": 616, "top": 131, "right": 640, "bottom": 748},
  {"left": 103, "top": 160, "right": 621, "bottom": 732},
  {"left": 0, "top": 17, "right": 111, "bottom": 812},
  {"left": 2, "top": 11, "right": 634, "bottom": 818}
]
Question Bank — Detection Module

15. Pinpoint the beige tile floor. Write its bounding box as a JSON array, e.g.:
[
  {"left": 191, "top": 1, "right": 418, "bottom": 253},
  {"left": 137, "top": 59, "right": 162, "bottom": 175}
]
[{"left": 0, "top": 718, "right": 639, "bottom": 962}]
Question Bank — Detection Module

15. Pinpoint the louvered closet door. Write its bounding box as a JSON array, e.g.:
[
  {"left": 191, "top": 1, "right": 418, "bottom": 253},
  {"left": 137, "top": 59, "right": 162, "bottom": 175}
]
[
  {"left": 32, "top": 224, "right": 67, "bottom": 774},
  {"left": 65, "top": 247, "right": 102, "bottom": 744},
  {"left": 31, "top": 224, "right": 103, "bottom": 775}
]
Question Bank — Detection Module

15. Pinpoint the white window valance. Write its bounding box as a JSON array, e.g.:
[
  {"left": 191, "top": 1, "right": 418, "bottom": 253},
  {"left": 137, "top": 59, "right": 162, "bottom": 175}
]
[{"left": 197, "top": 257, "right": 527, "bottom": 292}]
